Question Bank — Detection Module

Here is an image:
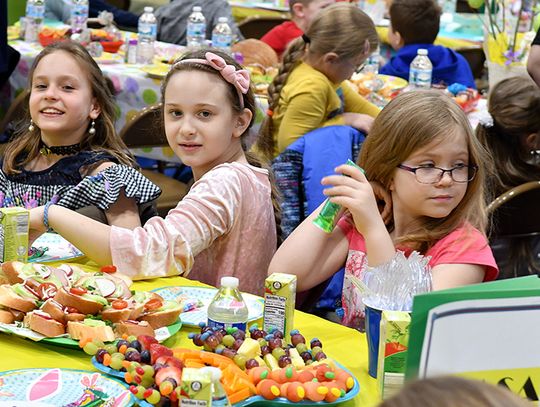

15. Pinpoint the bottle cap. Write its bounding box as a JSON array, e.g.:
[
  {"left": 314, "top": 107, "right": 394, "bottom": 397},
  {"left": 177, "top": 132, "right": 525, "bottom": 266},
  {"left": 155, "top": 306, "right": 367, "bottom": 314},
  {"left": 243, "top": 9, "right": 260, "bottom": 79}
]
[
  {"left": 193, "top": 6, "right": 202, "bottom": 12},
  {"left": 418, "top": 48, "right": 428, "bottom": 56},
  {"left": 144, "top": 6, "right": 154, "bottom": 13},
  {"left": 220, "top": 276, "right": 239, "bottom": 288},
  {"left": 218, "top": 17, "right": 228, "bottom": 23},
  {"left": 129, "top": 39, "right": 138, "bottom": 45}
]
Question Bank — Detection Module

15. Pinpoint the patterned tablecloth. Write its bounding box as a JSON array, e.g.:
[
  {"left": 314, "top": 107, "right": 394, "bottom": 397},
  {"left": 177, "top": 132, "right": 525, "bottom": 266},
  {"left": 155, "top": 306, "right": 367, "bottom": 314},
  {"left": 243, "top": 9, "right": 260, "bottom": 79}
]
[{"left": 5, "top": 38, "right": 268, "bottom": 164}]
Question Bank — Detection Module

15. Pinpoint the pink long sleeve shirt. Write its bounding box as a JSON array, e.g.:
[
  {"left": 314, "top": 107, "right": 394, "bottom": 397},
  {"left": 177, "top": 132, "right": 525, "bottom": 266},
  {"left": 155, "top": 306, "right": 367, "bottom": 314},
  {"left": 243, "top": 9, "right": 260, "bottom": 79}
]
[{"left": 110, "top": 162, "right": 277, "bottom": 295}]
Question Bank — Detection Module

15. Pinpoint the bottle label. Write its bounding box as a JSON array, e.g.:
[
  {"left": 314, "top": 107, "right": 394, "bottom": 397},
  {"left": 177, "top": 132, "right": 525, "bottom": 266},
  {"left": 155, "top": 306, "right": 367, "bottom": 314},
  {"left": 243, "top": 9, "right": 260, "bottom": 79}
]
[
  {"left": 187, "top": 22, "right": 206, "bottom": 37},
  {"left": 207, "top": 318, "right": 247, "bottom": 332},
  {"left": 409, "top": 67, "right": 432, "bottom": 88},
  {"left": 72, "top": 3, "right": 89, "bottom": 17},
  {"left": 212, "top": 33, "right": 232, "bottom": 49},
  {"left": 34, "top": 4, "right": 45, "bottom": 19},
  {"left": 26, "top": 4, "right": 35, "bottom": 18},
  {"left": 138, "top": 22, "right": 157, "bottom": 38}
]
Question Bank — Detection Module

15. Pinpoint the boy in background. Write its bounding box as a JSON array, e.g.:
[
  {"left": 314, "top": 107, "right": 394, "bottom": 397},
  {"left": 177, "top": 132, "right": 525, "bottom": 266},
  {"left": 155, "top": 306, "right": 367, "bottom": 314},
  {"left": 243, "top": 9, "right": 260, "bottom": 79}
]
[
  {"left": 380, "top": 0, "right": 476, "bottom": 88},
  {"left": 261, "top": 0, "right": 335, "bottom": 58}
]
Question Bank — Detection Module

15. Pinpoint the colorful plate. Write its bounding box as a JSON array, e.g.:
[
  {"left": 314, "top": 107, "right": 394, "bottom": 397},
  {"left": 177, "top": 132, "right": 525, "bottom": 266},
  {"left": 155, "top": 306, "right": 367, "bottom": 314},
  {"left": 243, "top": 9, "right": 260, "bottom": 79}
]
[
  {"left": 0, "top": 368, "right": 134, "bottom": 406},
  {"left": 0, "top": 320, "right": 182, "bottom": 349},
  {"left": 29, "top": 232, "right": 84, "bottom": 263},
  {"left": 141, "top": 63, "right": 171, "bottom": 79},
  {"left": 133, "top": 361, "right": 360, "bottom": 406},
  {"left": 152, "top": 286, "right": 264, "bottom": 327}
]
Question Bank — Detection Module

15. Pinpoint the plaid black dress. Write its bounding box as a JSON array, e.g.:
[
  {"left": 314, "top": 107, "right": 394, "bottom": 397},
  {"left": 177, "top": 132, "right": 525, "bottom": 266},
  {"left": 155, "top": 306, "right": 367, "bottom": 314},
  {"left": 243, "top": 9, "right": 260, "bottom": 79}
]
[{"left": 0, "top": 151, "right": 161, "bottom": 211}]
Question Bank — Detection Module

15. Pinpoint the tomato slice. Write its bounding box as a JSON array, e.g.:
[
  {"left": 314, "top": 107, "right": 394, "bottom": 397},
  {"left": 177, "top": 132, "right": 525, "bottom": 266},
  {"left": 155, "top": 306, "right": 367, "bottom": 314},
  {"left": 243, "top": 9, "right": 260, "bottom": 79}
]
[
  {"left": 69, "top": 286, "right": 87, "bottom": 296},
  {"left": 111, "top": 299, "right": 128, "bottom": 310},
  {"left": 100, "top": 265, "right": 117, "bottom": 274},
  {"left": 144, "top": 298, "right": 163, "bottom": 311},
  {"left": 37, "top": 282, "right": 57, "bottom": 299}
]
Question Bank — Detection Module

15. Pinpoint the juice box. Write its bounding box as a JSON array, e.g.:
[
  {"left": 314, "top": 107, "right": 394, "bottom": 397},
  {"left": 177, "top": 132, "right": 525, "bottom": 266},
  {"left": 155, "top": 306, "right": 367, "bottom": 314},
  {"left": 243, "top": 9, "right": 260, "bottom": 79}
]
[
  {"left": 180, "top": 368, "right": 212, "bottom": 406},
  {"left": 0, "top": 207, "right": 29, "bottom": 263},
  {"left": 263, "top": 273, "right": 297, "bottom": 343},
  {"left": 377, "top": 311, "right": 410, "bottom": 400}
]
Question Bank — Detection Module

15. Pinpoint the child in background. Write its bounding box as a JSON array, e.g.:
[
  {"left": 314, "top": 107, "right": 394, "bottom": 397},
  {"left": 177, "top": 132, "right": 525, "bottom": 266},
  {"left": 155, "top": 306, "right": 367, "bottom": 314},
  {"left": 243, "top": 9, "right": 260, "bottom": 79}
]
[
  {"left": 380, "top": 0, "right": 476, "bottom": 89},
  {"left": 261, "top": 0, "right": 335, "bottom": 58},
  {"left": 269, "top": 90, "right": 498, "bottom": 328},
  {"left": 476, "top": 76, "right": 540, "bottom": 279},
  {"left": 378, "top": 376, "right": 530, "bottom": 407},
  {"left": 256, "top": 3, "right": 380, "bottom": 160},
  {"left": 1, "top": 41, "right": 159, "bottom": 227},
  {"left": 29, "top": 50, "right": 278, "bottom": 296}
]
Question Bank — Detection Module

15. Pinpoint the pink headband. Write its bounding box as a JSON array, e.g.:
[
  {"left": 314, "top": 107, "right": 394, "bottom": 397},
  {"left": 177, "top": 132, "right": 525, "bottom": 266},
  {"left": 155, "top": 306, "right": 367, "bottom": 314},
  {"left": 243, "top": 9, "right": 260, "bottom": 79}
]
[{"left": 175, "top": 52, "right": 250, "bottom": 109}]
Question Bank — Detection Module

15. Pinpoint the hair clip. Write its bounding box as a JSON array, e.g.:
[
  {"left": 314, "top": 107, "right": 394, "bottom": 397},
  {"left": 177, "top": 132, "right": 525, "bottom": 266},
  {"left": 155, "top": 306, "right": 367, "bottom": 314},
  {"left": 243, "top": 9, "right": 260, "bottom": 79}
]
[
  {"left": 266, "top": 109, "right": 274, "bottom": 117},
  {"left": 176, "top": 52, "right": 250, "bottom": 109},
  {"left": 301, "top": 34, "right": 311, "bottom": 44},
  {"left": 478, "top": 111, "right": 494, "bottom": 128}
]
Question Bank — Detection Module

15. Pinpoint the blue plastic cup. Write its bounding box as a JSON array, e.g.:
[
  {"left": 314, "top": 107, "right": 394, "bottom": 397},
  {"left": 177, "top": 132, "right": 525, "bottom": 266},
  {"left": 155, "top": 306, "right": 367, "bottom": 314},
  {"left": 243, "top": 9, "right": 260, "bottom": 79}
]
[{"left": 364, "top": 301, "right": 383, "bottom": 378}]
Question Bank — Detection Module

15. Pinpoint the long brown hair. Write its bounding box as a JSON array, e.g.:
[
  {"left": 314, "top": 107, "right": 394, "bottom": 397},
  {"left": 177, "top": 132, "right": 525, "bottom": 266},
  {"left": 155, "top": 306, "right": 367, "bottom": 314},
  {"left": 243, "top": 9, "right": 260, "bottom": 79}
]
[
  {"left": 3, "top": 41, "right": 134, "bottom": 174},
  {"left": 359, "top": 90, "right": 489, "bottom": 253},
  {"left": 161, "top": 49, "right": 282, "bottom": 241},
  {"left": 476, "top": 76, "right": 540, "bottom": 200},
  {"left": 256, "top": 3, "right": 378, "bottom": 160}
]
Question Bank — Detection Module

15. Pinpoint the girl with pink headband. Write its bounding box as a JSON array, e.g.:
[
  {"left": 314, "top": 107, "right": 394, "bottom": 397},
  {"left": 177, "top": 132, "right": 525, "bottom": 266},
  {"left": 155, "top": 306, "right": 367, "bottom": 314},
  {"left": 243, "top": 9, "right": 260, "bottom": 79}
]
[{"left": 29, "top": 50, "right": 280, "bottom": 295}]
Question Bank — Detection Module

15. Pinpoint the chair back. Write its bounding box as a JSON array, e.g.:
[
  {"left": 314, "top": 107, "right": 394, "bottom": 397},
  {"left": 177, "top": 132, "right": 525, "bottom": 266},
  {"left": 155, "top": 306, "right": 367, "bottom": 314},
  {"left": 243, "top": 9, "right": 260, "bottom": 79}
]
[
  {"left": 488, "top": 181, "right": 540, "bottom": 238},
  {"left": 106, "top": 0, "right": 131, "bottom": 11},
  {"left": 237, "top": 15, "right": 290, "bottom": 39},
  {"left": 119, "top": 103, "right": 167, "bottom": 148},
  {"left": 0, "top": 90, "right": 29, "bottom": 136}
]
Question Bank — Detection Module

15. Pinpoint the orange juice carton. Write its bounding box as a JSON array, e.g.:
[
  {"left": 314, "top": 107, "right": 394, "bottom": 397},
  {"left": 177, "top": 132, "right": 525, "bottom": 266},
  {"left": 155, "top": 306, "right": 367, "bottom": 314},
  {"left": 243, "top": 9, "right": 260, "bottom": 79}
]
[
  {"left": 0, "top": 207, "right": 29, "bottom": 263},
  {"left": 180, "top": 368, "right": 212, "bottom": 406},
  {"left": 264, "top": 273, "right": 297, "bottom": 342},
  {"left": 377, "top": 311, "right": 410, "bottom": 399}
]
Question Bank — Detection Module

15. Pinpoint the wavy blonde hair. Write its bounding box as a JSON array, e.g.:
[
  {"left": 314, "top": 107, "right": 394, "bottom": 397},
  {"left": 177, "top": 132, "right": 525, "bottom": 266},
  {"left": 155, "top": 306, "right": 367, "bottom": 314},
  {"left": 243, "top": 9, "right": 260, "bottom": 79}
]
[
  {"left": 359, "top": 90, "right": 490, "bottom": 253},
  {"left": 256, "top": 3, "right": 378, "bottom": 160}
]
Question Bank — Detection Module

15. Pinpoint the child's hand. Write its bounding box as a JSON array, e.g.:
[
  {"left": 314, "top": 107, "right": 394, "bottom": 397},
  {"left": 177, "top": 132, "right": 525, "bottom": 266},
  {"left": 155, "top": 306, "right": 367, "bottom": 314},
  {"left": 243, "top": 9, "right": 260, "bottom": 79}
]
[
  {"left": 321, "top": 164, "right": 383, "bottom": 235},
  {"left": 342, "top": 113, "right": 375, "bottom": 133},
  {"left": 28, "top": 207, "right": 47, "bottom": 245}
]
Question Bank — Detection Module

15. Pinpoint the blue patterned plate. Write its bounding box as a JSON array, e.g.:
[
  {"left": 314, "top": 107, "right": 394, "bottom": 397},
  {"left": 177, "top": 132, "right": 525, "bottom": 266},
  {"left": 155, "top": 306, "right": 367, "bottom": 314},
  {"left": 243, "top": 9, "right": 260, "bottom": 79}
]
[
  {"left": 152, "top": 286, "right": 264, "bottom": 327},
  {"left": 29, "top": 232, "right": 84, "bottom": 263},
  {"left": 0, "top": 368, "right": 135, "bottom": 406}
]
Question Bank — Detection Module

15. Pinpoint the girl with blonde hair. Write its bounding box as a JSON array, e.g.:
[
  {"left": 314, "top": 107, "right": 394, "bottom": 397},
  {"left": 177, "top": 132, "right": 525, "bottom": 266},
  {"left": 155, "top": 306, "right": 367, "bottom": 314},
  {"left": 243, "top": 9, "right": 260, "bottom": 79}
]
[
  {"left": 269, "top": 90, "right": 498, "bottom": 328},
  {"left": 256, "top": 3, "right": 380, "bottom": 160}
]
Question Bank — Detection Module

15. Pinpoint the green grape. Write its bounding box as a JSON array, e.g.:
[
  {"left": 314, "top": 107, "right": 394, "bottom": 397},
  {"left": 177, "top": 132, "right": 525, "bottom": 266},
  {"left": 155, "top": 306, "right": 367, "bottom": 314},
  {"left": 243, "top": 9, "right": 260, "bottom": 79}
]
[
  {"left": 111, "top": 352, "right": 125, "bottom": 361},
  {"left": 272, "top": 347, "right": 286, "bottom": 360},
  {"left": 257, "top": 338, "right": 268, "bottom": 347},
  {"left": 127, "top": 335, "right": 137, "bottom": 343},
  {"left": 296, "top": 343, "right": 308, "bottom": 354},
  {"left": 83, "top": 341, "right": 99, "bottom": 356},
  {"left": 110, "top": 357, "right": 124, "bottom": 370},
  {"left": 134, "top": 385, "right": 146, "bottom": 400},
  {"left": 146, "top": 389, "right": 161, "bottom": 405},
  {"left": 233, "top": 354, "right": 247, "bottom": 369},
  {"left": 105, "top": 344, "right": 118, "bottom": 355},
  {"left": 125, "top": 347, "right": 138, "bottom": 354},
  {"left": 160, "top": 380, "right": 174, "bottom": 396},
  {"left": 92, "top": 339, "right": 105, "bottom": 348},
  {"left": 142, "top": 365, "right": 155, "bottom": 378},
  {"left": 141, "top": 377, "right": 155, "bottom": 389},
  {"left": 222, "top": 334, "right": 235, "bottom": 348}
]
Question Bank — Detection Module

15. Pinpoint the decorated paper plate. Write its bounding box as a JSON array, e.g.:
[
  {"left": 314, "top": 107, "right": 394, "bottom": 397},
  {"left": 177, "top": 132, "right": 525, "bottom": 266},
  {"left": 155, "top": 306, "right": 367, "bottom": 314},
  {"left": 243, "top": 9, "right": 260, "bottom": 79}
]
[
  {"left": 152, "top": 286, "right": 264, "bottom": 327},
  {"left": 0, "top": 320, "right": 182, "bottom": 349},
  {"left": 0, "top": 368, "right": 134, "bottom": 406},
  {"left": 94, "top": 52, "right": 125, "bottom": 64},
  {"left": 29, "top": 232, "right": 84, "bottom": 263},
  {"left": 141, "top": 63, "right": 171, "bottom": 79},
  {"left": 133, "top": 361, "right": 360, "bottom": 406}
]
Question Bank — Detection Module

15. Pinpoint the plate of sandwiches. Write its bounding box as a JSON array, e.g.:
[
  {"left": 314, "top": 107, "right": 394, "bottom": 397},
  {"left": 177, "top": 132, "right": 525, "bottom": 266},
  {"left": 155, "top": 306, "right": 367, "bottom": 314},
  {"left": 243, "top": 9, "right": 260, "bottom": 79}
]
[
  {"left": 153, "top": 286, "right": 264, "bottom": 327},
  {"left": 0, "top": 261, "right": 183, "bottom": 348},
  {"left": 0, "top": 368, "right": 134, "bottom": 406}
]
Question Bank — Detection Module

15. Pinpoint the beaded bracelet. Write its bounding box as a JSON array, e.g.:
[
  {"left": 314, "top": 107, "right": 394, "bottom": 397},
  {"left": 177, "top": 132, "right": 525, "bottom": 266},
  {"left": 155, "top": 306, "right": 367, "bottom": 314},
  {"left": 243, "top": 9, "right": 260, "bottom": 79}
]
[{"left": 43, "top": 201, "right": 55, "bottom": 232}]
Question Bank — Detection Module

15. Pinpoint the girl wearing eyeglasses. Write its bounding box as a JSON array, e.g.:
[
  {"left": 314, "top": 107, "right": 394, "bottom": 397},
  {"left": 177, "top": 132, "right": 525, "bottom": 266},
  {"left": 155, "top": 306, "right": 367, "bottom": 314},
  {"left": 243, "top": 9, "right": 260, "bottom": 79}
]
[{"left": 269, "top": 90, "right": 498, "bottom": 328}]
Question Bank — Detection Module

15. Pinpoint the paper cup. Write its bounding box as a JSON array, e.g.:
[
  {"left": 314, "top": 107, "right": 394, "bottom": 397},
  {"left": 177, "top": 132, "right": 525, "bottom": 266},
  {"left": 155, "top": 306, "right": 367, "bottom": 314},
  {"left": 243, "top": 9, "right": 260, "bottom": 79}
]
[{"left": 364, "top": 301, "right": 383, "bottom": 378}]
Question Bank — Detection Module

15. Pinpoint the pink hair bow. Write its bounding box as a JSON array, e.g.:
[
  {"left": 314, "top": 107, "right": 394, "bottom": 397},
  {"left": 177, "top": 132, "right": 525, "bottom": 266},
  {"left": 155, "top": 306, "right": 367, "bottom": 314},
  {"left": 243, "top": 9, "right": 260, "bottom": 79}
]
[{"left": 176, "top": 52, "right": 250, "bottom": 108}]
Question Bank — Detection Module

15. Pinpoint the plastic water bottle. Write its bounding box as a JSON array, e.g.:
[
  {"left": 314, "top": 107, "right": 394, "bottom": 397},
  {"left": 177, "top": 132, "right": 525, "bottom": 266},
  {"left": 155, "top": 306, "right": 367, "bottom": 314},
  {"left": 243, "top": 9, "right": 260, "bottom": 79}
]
[
  {"left": 70, "top": 0, "right": 89, "bottom": 34},
  {"left": 24, "top": 0, "right": 46, "bottom": 42},
  {"left": 207, "top": 277, "right": 249, "bottom": 331},
  {"left": 212, "top": 17, "right": 233, "bottom": 54},
  {"left": 363, "top": 47, "right": 380, "bottom": 74},
  {"left": 186, "top": 6, "right": 206, "bottom": 49},
  {"left": 409, "top": 49, "right": 432, "bottom": 89},
  {"left": 137, "top": 7, "right": 157, "bottom": 65}
]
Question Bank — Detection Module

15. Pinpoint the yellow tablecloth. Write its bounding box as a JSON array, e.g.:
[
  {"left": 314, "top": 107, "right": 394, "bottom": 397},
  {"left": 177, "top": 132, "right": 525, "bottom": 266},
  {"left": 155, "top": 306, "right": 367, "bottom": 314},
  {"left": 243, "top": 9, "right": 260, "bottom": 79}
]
[{"left": 0, "top": 269, "right": 380, "bottom": 407}]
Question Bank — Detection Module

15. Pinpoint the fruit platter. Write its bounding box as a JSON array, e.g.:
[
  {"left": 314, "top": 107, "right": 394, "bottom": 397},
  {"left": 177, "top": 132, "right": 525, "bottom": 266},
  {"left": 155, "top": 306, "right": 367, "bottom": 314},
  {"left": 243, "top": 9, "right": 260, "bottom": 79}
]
[
  {"left": 0, "top": 261, "right": 182, "bottom": 347},
  {"left": 349, "top": 72, "right": 408, "bottom": 107},
  {"left": 38, "top": 27, "right": 72, "bottom": 47},
  {"left": 88, "top": 324, "right": 359, "bottom": 406},
  {"left": 443, "top": 83, "right": 481, "bottom": 113},
  {"left": 90, "top": 28, "right": 124, "bottom": 53}
]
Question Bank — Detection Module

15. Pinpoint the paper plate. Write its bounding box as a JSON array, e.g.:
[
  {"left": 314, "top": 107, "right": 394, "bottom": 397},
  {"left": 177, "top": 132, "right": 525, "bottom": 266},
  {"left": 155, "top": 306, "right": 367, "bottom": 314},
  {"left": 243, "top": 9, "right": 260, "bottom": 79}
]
[
  {"left": 29, "top": 232, "right": 84, "bottom": 263},
  {"left": 135, "top": 361, "right": 359, "bottom": 406},
  {"left": 141, "top": 63, "right": 171, "bottom": 79},
  {"left": 0, "top": 320, "right": 182, "bottom": 349},
  {"left": 94, "top": 52, "right": 125, "bottom": 64},
  {"left": 0, "top": 368, "right": 134, "bottom": 406},
  {"left": 152, "top": 286, "right": 264, "bottom": 327}
]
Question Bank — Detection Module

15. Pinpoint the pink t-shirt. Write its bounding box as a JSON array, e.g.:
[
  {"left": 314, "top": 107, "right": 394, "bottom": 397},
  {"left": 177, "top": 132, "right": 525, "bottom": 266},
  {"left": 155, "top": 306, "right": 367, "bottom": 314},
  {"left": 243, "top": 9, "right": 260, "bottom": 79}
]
[
  {"left": 110, "top": 162, "right": 277, "bottom": 295},
  {"left": 337, "top": 216, "right": 498, "bottom": 326}
]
